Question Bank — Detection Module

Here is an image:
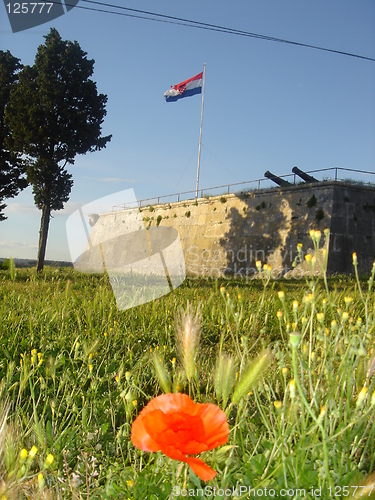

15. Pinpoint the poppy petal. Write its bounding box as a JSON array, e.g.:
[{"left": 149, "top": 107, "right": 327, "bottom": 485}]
[
  {"left": 144, "top": 393, "right": 195, "bottom": 414},
  {"left": 199, "top": 404, "right": 230, "bottom": 449},
  {"left": 131, "top": 393, "right": 229, "bottom": 482},
  {"left": 131, "top": 413, "right": 160, "bottom": 452},
  {"left": 159, "top": 444, "right": 216, "bottom": 481},
  {"left": 186, "top": 457, "right": 217, "bottom": 481}
]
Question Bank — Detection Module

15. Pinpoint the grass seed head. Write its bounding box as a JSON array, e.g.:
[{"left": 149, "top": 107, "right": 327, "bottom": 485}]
[
  {"left": 232, "top": 350, "right": 271, "bottom": 404},
  {"left": 174, "top": 302, "right": 202, "bottom": 382},
  {"left": 367, "top": 356, "right": 375, "bottom": 380},
  {"left": 214, "top": 353, "right": 236, "bottom": 409},
  {"left": 152, "top": 352, "right": 172, "bottom": 394}
]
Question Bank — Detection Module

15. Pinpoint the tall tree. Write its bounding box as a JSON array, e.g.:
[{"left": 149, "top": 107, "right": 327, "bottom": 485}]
[
  {"left": 5, "top": 28, "right": 111, "bottom": 270},
  {"left": 0, "top": 50, "right": 28, "bottom": 220}
]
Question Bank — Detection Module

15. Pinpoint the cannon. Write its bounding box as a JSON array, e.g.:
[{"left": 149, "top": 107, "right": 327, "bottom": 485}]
[
  {"left": 292, "top": 166, "right": 319, "bottom": 184},
  {"left": 264, "top": 170, "right": 293, "bottom": 188}
]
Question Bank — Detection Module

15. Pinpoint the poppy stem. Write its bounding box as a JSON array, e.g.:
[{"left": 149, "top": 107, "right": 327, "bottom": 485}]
[
  {"left": 172, "top": 458, "right": 176, "bottom": 491},
  {"left": 183, "top": 463, "right": 188, "bottom": 489}
]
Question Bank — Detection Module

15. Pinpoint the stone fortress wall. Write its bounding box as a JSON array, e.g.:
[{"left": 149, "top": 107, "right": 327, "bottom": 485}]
[{"left": 88, "top": 181, "right": 375, "bottom": 278}]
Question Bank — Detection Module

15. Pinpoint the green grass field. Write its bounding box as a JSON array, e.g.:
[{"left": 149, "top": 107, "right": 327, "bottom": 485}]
[{"left": 1, "top": 248, "right": 375, "bottom": 499}]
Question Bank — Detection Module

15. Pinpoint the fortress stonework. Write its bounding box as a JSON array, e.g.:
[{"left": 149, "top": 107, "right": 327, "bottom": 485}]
[{"left": 89, "top": 181, "right": 375, "bottom": 278}]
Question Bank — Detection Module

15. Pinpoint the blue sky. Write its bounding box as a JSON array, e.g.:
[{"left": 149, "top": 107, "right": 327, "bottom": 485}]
[{"left": 1, "top": 0, "right": 374, "bottom": 261}]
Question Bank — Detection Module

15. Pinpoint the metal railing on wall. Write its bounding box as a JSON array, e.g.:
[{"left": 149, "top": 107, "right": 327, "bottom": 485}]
[{"left": 112, "top": 167, "right": 375, "bottom": 211}]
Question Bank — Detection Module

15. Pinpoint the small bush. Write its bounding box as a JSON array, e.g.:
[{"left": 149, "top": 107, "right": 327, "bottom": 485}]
[
  {"left": 156, "top": 215, "right": 162, "bottom": 226},
  {"left": 185, "top": 211, "right": 191, "bottom": 218},
  {"left": 1, "top": 258, "right": 10, "bottom": 270},
  {"left": 315, "top": 208, "right": 325, "bottom": 221},
  {"left": 306, "top": 194, "right": 317, "bottom": 208}
]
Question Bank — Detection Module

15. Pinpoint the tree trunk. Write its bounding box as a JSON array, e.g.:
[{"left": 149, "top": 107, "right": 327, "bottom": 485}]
[{"left": 36, "top": 203, "right": 51, "bottom": 272}]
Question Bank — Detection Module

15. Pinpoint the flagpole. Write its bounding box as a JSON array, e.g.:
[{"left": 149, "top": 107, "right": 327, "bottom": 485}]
[{"left": 195, "top": 63, "right": 206, "bottom": 199}]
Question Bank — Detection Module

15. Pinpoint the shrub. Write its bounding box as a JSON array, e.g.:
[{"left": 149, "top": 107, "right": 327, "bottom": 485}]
[
  {"left": 306, "top": 194, "right": 317, "bottom": 208},
  {"left": 315, "top": 208, "right": 325, "bottom": 221}
]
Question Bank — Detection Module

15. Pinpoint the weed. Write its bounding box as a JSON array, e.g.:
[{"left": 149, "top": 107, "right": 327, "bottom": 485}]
[{"left": 306, "top": 194, "right": 317, "bottom": 208}]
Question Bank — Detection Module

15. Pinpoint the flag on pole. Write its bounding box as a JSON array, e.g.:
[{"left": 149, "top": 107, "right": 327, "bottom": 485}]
[{"left": 164, "top": 72, "right": 203, "bottom": 102}]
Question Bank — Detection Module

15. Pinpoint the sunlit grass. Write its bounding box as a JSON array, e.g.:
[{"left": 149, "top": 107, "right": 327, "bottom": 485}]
[{"left": 0, "top": 242, "right": 374, "bottom": 498}]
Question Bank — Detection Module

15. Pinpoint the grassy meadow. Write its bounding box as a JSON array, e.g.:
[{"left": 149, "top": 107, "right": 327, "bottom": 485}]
[{"left": 1, "top": 240, "right": 375, "bottom": 499}]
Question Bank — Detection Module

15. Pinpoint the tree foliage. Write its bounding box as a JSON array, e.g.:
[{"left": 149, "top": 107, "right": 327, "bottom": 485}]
[
  {"left": 5, "top": 28, "right": 111, "bottom": 270},
  {"left": 0, "top": 50, "right": 27, "bottom": 220}
]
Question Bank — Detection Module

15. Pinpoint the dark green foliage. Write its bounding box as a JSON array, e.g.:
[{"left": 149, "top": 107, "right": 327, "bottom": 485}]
[
  {"left": 306, "top": 194, "right": 317, "bottom": 208},
  {"left": 315, "top": 208, "right": 325, "bottom": 221},
  {"left": 0, "top": 50, "right": 28, "bottom": 220},
  {"left": 4, "top": 29, "right": 111, "bottom": 270}
]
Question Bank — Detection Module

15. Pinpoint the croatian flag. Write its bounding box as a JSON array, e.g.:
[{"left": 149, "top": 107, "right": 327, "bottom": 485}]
[{"left": 164, "top": 72, "right": 203, "bottom": 102}]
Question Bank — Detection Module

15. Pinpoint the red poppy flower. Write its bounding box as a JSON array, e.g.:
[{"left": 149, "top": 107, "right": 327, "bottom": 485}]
[{"left": 131, "top": 393, "right": 229, "bottom": 481}]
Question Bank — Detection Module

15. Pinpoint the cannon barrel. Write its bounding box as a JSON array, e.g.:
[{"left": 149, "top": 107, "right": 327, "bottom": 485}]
[
  {"left": 292, "top": 166, "right": 319, "bottom": 183},
  {"left": 264, "top": 170, "right": 293, "bottom": 187}
]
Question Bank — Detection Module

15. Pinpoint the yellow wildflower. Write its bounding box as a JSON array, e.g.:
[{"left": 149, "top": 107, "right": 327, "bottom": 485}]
[
  {"left": 357, "top": 387, "right": 368, "bottom": 407},
  {"left": 38, "top": 473, "right": 45, "bottom": 490},
  {"left": 319, "top": 406, "right": 326, "bottom": 419},
  {"left": 289, "top": 379, "right": 296, "bottom": 398},
  {"left": 316, "top": 312, "right": 325, "bottom": 323},
  {"left": 304, "top": 293, "right": 314, "bottom": 304}
]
